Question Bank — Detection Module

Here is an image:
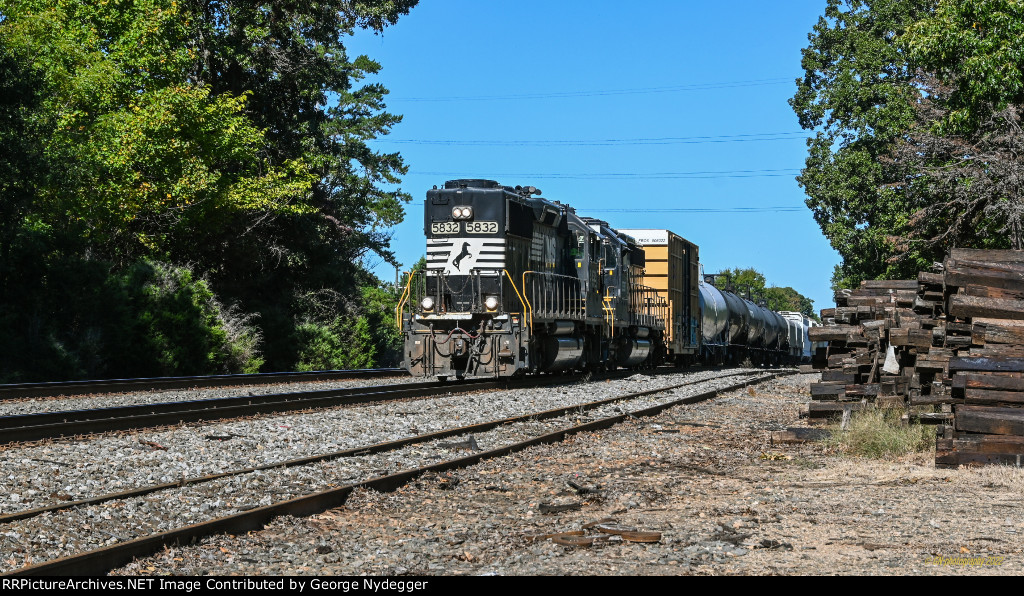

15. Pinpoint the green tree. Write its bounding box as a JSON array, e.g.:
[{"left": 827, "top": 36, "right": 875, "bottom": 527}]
[
  {"left": 716, "top": 267, "right": 767, "bottom": 297},
  {"left": 790, "top": 0, "right": 936, "bottom": 288},
  {"left": 763, "top": 286, "right": 817, "bottom": 318},
  {"left": 0, "top": 37, "right": 44, "bottom": 292},
  {"left": 885, "top": 78, "right": 1024, "bottom": 252},
  {"left": 174, "top": 1, "right": 418, "bottom": 370},
  {"left": 906, "top": 0, "right": 1024, "bottom": 132},
  {"left": 0, "top": 1, "right": 419, "bottom": 379},
  {"left": 181, "top": 0, "right": 415, "bottom": 268},
  {"left": 1, "top": 0, "right": 314, "bottom": 264},
  {"left": 871, "top": 1, "right": 1024, "bottom": 254}
]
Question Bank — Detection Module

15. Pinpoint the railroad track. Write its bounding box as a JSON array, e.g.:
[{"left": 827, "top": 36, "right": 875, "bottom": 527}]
[
  {"left": 0, "top": 368, "right": 406, "bottom": 400},
  {"left": 0, "top": 378, "right": 497, "bottom": 445},
  {"left": 0, "top": 365, "right": 718, "bottom": 445},
  {"left": 0, "top": 368, "right": 794, "bottom": 576}
]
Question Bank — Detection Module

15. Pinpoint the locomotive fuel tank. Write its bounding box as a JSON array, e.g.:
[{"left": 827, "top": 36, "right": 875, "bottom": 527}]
[
  {"left": 541, "top": 336, "right": 585, "bottom": 371},
  {"left": 619, "top": 339, "right": 652, "bottom": 367}
]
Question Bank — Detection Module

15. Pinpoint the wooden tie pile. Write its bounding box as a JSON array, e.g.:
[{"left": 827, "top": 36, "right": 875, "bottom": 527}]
[{"left": 808, "top": 249, "right": 1024, "bottom": 467}]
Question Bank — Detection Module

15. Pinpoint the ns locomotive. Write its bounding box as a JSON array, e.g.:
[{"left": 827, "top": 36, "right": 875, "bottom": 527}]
[{"left": 397, "top": 179, "right": 817, "bottom": 379}]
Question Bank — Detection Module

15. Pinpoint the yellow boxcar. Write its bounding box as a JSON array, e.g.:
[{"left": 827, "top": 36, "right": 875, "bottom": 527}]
[{"left": 617, "top": 229, "right": 700, "bottom": 362}]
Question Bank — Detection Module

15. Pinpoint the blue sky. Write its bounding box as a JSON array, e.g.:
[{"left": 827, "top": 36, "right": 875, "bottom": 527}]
[{"left": 348, "top": 0, "right": 839, "bottom": 312}]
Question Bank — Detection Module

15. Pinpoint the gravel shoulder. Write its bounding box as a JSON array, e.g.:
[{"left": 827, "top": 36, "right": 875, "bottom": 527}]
[{"left": 108, "top": 372, "right": 1024, "bottom": 576}]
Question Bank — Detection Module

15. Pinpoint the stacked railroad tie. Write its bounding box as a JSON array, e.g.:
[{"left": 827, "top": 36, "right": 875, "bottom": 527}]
[
  {"left": 809, "top": 249, "right": 1024, "bottom": 467},
  {"left": 939, "top": 249, "right": 1024, "bottom": 467},
  {"left": 806, "top": 279, "right": 918, "bottom": 421}
]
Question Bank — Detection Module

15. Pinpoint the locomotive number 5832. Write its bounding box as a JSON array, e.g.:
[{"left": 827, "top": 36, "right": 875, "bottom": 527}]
[
  {"left": 465, "top": 221, "right": 498, "bottom": 234},
  {"left": 430, "top": 221, "right": 460, "bottom": 235}
]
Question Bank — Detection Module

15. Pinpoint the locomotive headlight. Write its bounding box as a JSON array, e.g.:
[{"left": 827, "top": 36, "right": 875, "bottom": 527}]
[
  {"left": 420, "top": 296, "right": 435, "bottom": 311},
  {"left": 483, "top": 295, "right": 499, "bottom": 311},
  {"left": 452, "top": 207, "right": 463, "bottom": 219},
  {"left": 452, "top": 206, "right": 472, "bottom": 220}
]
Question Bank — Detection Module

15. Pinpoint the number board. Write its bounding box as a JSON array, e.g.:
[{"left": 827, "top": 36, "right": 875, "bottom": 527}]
[
  {"left": 430, "top": 221, "right": 460, "bottom": 235},
  {"left": 465, "top": 221, "right": 498, "bottom": 234}
]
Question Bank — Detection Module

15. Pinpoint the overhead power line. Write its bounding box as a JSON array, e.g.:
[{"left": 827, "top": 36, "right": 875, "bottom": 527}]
[
  {"left": 378, "top": 131, "right": 806, "bottom": 147},
  {"left": 588, "top": 206, "right": 805, "bottom": 213},
  {"left": 406, "top": 204, "right": 805, "bottom": 213},
  {"left": 391, "top": 77, "right": 793, "bottom": 102},
  {"left": 411, "top": 168, "right": 801, "bottom": 180}
]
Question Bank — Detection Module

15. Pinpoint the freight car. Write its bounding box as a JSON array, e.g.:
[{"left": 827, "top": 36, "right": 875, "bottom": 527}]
[
  {"left": 620, "top": 230, "right": 812, "bottom": 366},
  {"left": 397, "top": 180, "right": 814, "bottom": 379}
]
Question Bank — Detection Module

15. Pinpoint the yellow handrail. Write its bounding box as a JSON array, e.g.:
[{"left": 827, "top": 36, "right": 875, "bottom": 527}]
[
  {"left": 603, "top": 296, "right": 615, "bottom": 338},
  {"left": 504, "top": 269, "right": 529, "bottom": 332},
  {"left": 395, "top": 271, "right": 415, "bottom": 329},
  {"left": 520, "top": 270, "right": 536, "bottom": 333}
]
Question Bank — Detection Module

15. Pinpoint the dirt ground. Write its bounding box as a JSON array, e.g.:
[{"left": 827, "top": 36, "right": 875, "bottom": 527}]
[{"left": 116, "top": 373, "right": 1024, "bottom": 576}]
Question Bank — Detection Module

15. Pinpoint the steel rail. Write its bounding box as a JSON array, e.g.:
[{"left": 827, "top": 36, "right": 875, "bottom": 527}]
[
  {"left": 0, "top": 378, "right": 501, "bottom": 445},
  {"left": 3, "top": 369, "right": 794, "bottom": 576},
  {"left": 0, "top": 368, "right": 406, "bottom": 400}
]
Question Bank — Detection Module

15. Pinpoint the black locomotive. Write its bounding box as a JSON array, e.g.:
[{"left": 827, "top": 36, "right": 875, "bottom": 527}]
[{"left": 397, "top": 179, "right": 816, "bottom": 379}]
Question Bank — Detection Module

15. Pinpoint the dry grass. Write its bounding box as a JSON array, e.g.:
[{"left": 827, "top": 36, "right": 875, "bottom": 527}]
[{"left": 827, "top": 407, "right": 936, "bottom": 459}]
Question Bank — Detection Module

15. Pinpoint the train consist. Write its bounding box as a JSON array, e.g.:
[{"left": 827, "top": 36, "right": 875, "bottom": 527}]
[{"left": 397, "top": 179, "right": 818, "bottom": 379}]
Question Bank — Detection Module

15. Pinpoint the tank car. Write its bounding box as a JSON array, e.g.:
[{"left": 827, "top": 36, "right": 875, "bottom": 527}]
[
  {"left": 693, "top": 273, "right": 790, "bottom": 365},
  {"left": 780, "top": 311, "right": 818, "bottom": 363}
]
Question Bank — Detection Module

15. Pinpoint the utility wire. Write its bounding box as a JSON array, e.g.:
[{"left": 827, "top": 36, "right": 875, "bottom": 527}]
[
  {"left": 588, "top": 206, "right": 805, "bottom": 213},
  {"left": 392, "top": 77, "right": 793, "bottom": 102},
  {"left": 406, "top": 204, "right": 805, "bottom": 213},
  {"left": 378, "top": 131, "right": 806, "bottom": 147},
  {"left": 411, "top": 168, "right": 801, "bottom": 180}
]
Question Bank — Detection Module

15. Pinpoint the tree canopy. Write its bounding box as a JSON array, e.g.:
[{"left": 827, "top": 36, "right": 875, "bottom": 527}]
[
  {"left": 793, "top": 0, "right": 1024, "bottom": 287},
  {"left": 0, "top": 0, "right": 418, "bottom": 381},
  {"left": 906, "top": 0, "right": 1024, "bottom": 132},
  {"left": 790, "top": 0, "right": 936, "bottom": 289},
  {"left": 893, "top": 1, "right": 1024, "bottom": 251}
]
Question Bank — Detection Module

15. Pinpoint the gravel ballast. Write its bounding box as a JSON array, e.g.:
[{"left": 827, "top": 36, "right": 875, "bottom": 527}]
[
  {"left": 98, "top": 372, "right": 1024, "bottom": 576},
  {"left": 1, "top": 368, "right": 764, "bottom": 572}
]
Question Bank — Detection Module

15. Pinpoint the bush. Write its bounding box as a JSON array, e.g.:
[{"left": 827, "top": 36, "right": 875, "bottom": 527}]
[
  {"left": 0, "top": 258, "right": 264, "bottom": 381},
  {"left": 115, "top": 261, "right": 264, "bottom": 376},
  {"left": 293, "top": 315, "right": 376, "bottom": 371},
  {"left": 827, "top": 407, "right": 935, "bottom": 458},
  {"left": 359, "top": 285, "right": 402, "bottom": 367}
]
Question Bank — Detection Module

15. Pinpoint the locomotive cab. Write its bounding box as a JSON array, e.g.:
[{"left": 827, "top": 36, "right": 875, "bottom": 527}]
[
  {"left": 398, "top": 179, "right": 668, "bottom": 380},
  {"left": 400, "top": 179, "right": 527, "bottom": 379}
]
